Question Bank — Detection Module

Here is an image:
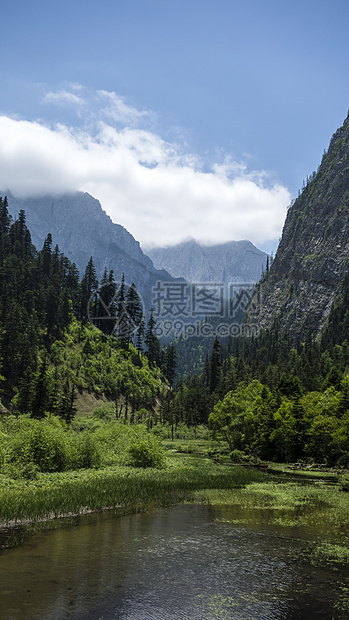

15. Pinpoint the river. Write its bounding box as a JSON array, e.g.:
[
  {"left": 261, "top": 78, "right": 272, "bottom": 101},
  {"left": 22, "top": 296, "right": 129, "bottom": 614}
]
[{"left": 0, "top": 503, "right": 346, "bottom": 619}]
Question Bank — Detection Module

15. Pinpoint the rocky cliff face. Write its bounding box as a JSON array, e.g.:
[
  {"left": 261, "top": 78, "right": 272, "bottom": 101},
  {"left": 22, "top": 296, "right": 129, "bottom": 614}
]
[
  {"left": 253, "top": 112, "right": 349, "bottom": 338},
  {"left": 4, "top": 191, "right": 175, "bottom": 309},
  {"left": 147, "top": 238, "right": 267, "bottom": 286}
]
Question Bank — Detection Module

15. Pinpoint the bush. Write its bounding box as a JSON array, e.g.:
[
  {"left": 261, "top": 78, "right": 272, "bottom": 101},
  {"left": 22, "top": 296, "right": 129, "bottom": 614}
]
[
  {"left": 5, "top": 416, "right": 102, "bottom": 473},
  {"left": 1, "top": 416, "right": 166, "bottom": 475},
  {"left": 76, "top": 432, "right": 102, "bottom": 468},
  {"left": 92, "top": 405, "right": 114, "bottom": 421},
  {"left": 2, "top": 461, "right": 40, "bottom": 480},
  {"left": 9, "top": 419, "right": 69, "bottom": 472},
  {"left": 0, "top": 430, "right": 9, "bottom": 468},
  {"left": 230, "top": 449, "right": 248, "bottom": 463},
  {"left": 127, "top": 434, "right": 165, "bottom": 468}
]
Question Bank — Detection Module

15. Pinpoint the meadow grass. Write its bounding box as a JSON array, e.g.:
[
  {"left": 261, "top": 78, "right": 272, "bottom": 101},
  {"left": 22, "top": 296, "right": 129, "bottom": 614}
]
[{"left": 0, "top": 454, "right": 265, "bottom": 527}]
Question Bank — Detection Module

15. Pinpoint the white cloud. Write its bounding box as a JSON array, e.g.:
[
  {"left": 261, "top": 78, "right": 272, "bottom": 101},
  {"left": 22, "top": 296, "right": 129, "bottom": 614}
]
[
  {"left": 0, "top": 101, "right": 290, "bottom": 248},
  {"left": 42, "top": 85, "right": 154, "bottom": 128},
  {"left": 43, "top": 90, "right": 85, "bottom": 107},
  {"left": 97, "top": 90, "right": 153, "bottom": 126}
]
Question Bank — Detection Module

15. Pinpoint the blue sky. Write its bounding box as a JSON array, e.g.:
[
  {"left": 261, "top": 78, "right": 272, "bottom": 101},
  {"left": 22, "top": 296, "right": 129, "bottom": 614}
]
[{"left": 1, "top": 0, "right": 349, "bottom": 252}]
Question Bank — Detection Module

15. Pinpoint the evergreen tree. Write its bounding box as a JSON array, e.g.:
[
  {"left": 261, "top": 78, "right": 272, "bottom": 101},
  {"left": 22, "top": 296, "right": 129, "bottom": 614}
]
[
  {"left": 31, "top": 357, "right": 50, "bottom": 419},
  {"left": 115, "top": 273, "right": 129, "bottom": 345},
  {"left": 0, "top": 196, "right": 12, "bottom": 233},
  {"left": 136, "top": 318, "right": 145, "bottom": 355},
  {"left": 236, "top": 356, "right": 246, "bottom": 384},
  {"left": 95, "top": 268, "right": 117, "bottom": 335},
  {"left": 39, "top": 233, "right": 53, "bottom": 277},
  {"left": 125, "top": 282, "right": 143, "bottom": 344},
  {"left": 165, "top": 344, "right": 177, "bottom": 386},
  {"left": 79, "top": 256, "right": 98, "bottom": 323},
  {"left": 209, "top": 336, "right": 222, "bottom": 393},
  {"left": 145, "top": 309, "right": 161, "bottom": 366}
]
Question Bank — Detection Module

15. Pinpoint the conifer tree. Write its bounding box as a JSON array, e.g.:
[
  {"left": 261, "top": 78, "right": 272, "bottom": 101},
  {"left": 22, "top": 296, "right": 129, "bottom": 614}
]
[
  {"left": 115, "top": 273, "right": 128, "bottom": 345},
  {"left": 136, "top": 318, "right": 145, "bottom": 355},
  {"left": 165, "top": 344, "right": 177, "bottom": 386},
  {"left": 31, "top": 357, "right": 50, "bottom": 419},
  {"left": 125, "top": 282, "right": 143, "bottom": 344},
  {"left": 40, "top": 233, "right": 53, "bottom": 276},
  {"left": 0, "top": 196, "right": 12, "bottom": 233},
  {"left": 209, "top": 336, "right": 222, "bottom": 393},
  {"left": 145, "top": 309, "right": 161, "bottom": 366},
  {"left": 79, "top": 256, "right": 98, "bottom": 323}
]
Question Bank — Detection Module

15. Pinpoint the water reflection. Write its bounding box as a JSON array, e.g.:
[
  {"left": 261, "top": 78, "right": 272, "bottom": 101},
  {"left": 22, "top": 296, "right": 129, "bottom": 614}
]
[{"left": 0, "top": 504, "right": 345, "bottom": 619}]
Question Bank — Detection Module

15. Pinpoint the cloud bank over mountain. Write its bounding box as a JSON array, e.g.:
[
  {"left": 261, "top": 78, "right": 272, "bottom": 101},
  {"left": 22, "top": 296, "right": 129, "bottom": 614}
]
[{"left": 0, "top": 87, "right": 290, "bottom": 248}]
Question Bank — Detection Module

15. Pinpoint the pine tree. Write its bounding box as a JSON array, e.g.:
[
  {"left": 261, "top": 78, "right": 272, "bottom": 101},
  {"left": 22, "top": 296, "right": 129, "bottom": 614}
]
[
  {"left": 95, "top": 267, "right": 117, "bottom": 335},
  {"left": 16, "top": 368, "right": 35, "bottom": 414},
  {"left": 39, "top": 233, "right": 53, "bottom": 277},
  {"left": 31, "top": 357, "right": 50, "bottom": 419},
  {"left": 95, "top": 267, "right": 106, "bottom": 332},
  {"left": 115, "top": 273, "right": 129, "bottom": 345},
  {"left": 79, "top": 256, "right": 98, "bottom": 323},
  {"left": 136, "top": 318, "right": 145, "bottom": 355},
  {"left": 0, "top": 196, "right": 12, "bottom": 233},
  {"left": 145, "top": 309, "right": 161, "bottom": 366},
  {"left": 209, "top": 336, "right": 222, "bottom": 393},
  {"left": 165, "top": 344, "right": 177, "bottom": 386},
  {"left": 236, "top": 356, "right": 246, "bottom": 383},
  {"left": 125, "top": 282, "right": 143, "bottom": 344}
]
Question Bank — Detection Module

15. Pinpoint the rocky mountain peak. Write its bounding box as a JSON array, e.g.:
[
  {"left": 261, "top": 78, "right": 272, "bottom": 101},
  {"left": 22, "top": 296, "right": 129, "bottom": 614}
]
[
  {"left": 4, "top": 190, "right": 175, "bottom": 309},
  {"left": 147, "top": 238, "right": 267, "bottom": 286},
  {"left": 254, "top": 112, "right": 349, "bottom": 337}
]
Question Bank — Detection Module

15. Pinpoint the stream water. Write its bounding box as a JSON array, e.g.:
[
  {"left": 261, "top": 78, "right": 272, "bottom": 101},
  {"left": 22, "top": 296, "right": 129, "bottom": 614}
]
[{"left": 0, "top": 503, "right": 347, "bottom": 619}]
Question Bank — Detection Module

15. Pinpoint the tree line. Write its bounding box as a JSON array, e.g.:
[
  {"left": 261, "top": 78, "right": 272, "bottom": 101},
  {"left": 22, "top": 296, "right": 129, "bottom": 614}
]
[
  {"left": 160, "top": 271, "right": 349, "bottom": 465},
  {"left": 0, "top": 197, "right": 176, "bottom": 421}
]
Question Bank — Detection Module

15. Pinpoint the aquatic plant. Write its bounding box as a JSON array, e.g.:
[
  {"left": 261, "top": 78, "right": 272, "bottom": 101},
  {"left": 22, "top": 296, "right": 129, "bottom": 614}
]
[{"left": 0, "top": 457, "right": 264, "bottom": 526}]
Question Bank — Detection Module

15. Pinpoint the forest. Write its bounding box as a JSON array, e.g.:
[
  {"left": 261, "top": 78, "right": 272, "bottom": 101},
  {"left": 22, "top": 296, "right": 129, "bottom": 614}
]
[{"left": 0, "top": 193, "right": 349, "bottom": 479}]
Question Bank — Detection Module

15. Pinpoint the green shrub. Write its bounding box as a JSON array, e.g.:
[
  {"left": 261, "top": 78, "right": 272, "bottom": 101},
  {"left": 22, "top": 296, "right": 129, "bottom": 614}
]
[
  {"left": 0, "top": 430, "right": 9, "bottom": 468},
  {"left": 127, "top": 434, "right": 165, "bottom": 468},
  {"left": 92, "top": 405, "right": 114, "bottom": 421},
  {"left": 9, "top": 420, "right": 69, "bottom": 472},
  {"left": 2, "top": 415, "right": 167, "bottom": 475},
  {"left": 76, "top": 432, "right": 102, "bottom": 468},
  {"left": 230, "top": 449, "right": 248, "bottom": 463},
  {"left": 5, "top": 416, "right": 102, "bottom": 473}
]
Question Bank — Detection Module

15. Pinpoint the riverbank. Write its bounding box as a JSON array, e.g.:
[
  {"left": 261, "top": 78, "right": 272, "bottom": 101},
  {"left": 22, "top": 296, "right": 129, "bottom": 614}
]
[
  {"left": 2, "top": 450, "right": 349, "bottom": 614},
  {"left": 2, "top": 451, "right": 349, "bottom": 582},
  {"left": 0, "top": 454, "right": 265, "bottom": 545}
]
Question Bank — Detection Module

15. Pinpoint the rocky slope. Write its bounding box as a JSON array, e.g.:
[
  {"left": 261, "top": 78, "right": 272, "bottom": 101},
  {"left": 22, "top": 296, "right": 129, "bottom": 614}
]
[
  {"left": 147, "top": 238, "right": 267, "bottom": 286},
  {"left": 252, "top": 112, "right": 349, "bottom": 338},
  {"left": 4, "top": 191, "right": 175, "bottom": 309}
]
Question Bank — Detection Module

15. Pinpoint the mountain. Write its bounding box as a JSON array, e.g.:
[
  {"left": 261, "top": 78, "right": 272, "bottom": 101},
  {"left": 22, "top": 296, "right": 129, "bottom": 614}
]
[
  {"left": 252, "top": 112, "right": 349, "bottom": 339},
  {"left": 4, "top": 191, "right": 175, "bottom": 310},
  {"left": 147, "top": 238, "right": 267, "bottom": 287}
]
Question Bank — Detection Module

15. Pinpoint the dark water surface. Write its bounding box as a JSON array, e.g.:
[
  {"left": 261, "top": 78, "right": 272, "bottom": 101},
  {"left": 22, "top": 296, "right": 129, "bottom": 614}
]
[{"left": 0, "top": 503, "right": 346, "bottom": 619}]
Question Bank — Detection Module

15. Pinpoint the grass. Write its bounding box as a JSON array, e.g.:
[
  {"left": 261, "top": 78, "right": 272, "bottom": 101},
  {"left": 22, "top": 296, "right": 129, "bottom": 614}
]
[
  {"left": 0, "top": 454, "right": 265, "bottom": 529},
  {"left": 196, "top": 479, "right": 349, "bottom": 530},
  {"left": 310, "top": 542, "right": 349, "bottom": 566},
  {"left": 162, "top": 437, "right": 224, "bottom": 457},
  {"left": 267, "top": 462, "right": 340, "bottom": 481},
  {"left": 195, "top": 477, "right": 349, "bottom": 578}
]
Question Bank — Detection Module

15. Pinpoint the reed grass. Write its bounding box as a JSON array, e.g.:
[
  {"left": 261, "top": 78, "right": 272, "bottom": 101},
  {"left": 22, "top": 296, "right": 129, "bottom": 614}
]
[{"left": 0, "top": 456, "right": 265, "bottom": 526}]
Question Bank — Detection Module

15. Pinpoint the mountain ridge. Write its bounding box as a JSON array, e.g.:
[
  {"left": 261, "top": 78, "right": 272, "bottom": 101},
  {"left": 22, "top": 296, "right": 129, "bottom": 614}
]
[
  {"left": 252, "top": 112, "right": 349, "bottom": 339},
  {"left": 3, "top": 190, "right": 176, "bottom": 309},
  {"left": 147, "top": 238, "right": 268, "bottom": 286}
]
